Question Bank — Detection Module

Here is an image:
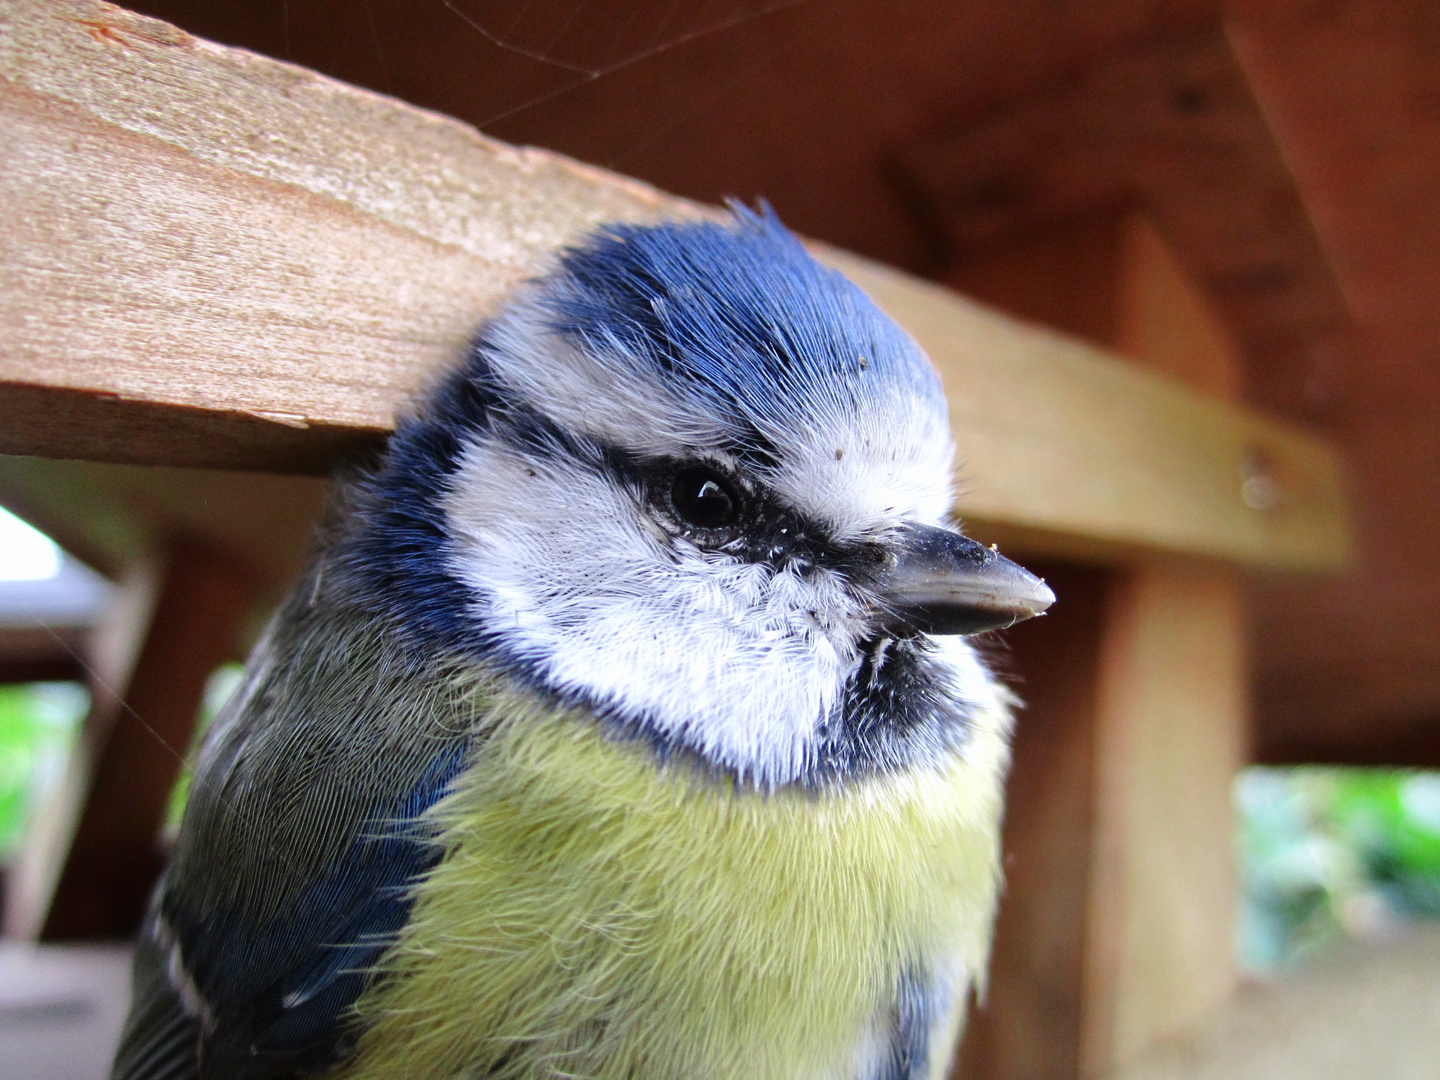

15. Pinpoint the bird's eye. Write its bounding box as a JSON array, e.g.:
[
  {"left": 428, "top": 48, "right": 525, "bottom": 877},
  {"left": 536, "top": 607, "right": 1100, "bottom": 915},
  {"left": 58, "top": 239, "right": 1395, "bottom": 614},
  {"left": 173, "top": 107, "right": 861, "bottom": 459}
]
[{"left": 670, "top": 468, "right": 739, "bottom": 528}]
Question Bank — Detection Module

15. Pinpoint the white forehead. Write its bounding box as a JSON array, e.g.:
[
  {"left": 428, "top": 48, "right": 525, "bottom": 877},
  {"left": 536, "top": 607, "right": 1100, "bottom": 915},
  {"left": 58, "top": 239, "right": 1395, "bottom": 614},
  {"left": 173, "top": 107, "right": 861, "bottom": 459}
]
[{"left": 482, "top": 292, "right": 957, "bottom": 540}]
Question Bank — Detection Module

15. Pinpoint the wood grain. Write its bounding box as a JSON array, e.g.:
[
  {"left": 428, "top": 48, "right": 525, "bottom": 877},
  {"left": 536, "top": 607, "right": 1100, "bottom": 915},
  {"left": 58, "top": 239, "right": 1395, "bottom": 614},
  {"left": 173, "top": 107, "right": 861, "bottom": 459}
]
[
  {"left": 896, "top": 27, "right": 1351, "bottom": 424},
  {"left": 0, "top": 0, "right": 686, "bottom": 472},
  {"left": 0, "top": 0, "right": 1348, "bottom": 570},
  {"left": 951, "top": 217, "right": 1247, "bottom": 1079},
  {"left": 838, "top": 251, "right": 1348, "bottom": 571},
  {"left": 1084, "top": 562, "right": 1246, "bottom": 1076}
]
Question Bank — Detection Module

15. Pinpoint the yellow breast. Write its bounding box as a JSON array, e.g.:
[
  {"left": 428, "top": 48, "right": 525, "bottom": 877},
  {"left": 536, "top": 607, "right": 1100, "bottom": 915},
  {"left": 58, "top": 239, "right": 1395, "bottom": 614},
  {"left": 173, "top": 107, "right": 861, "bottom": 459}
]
[{"left": 340, "top": 693, "right": 1010, "bottom": 1080}]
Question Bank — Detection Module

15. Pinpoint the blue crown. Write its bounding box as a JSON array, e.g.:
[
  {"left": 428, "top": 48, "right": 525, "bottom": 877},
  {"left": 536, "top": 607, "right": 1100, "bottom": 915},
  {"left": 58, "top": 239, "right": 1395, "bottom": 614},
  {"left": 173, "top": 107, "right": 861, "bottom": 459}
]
[{"left": 542, "top": 203, "right": 942, "bottom": 447}]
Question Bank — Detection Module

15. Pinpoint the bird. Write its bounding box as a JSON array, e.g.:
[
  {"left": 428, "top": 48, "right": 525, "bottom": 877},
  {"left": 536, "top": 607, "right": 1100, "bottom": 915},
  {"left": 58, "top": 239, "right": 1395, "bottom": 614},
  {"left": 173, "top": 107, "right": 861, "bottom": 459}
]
[{"left": 110, "top": 205, "right": 1054, "bottom": 1080}]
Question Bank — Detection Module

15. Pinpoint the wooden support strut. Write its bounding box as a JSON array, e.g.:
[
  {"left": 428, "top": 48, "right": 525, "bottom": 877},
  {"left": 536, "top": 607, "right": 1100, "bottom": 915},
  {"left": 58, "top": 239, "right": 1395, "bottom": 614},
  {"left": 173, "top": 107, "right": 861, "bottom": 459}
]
[
  {"left": 5, "top": 537, "right": 254, "bottom": 940},
  {"left": 953, "top": 215, "right": 1248, "bottom": 1080},
  {"left": 0, "top": 0, "right": 1348, "bottom": 573}
]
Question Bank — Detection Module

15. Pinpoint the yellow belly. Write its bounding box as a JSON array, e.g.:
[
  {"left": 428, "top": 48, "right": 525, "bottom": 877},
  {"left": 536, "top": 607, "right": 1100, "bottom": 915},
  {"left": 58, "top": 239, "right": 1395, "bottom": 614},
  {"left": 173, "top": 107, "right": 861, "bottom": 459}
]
[{"left": 340, "top": 693, "right": 1010, "bottom": 1080}]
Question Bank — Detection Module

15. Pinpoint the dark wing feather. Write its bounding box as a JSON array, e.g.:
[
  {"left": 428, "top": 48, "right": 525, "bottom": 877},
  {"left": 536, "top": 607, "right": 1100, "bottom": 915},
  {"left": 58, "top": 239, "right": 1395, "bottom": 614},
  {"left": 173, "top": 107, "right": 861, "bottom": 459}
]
[
  {"left": 113, "top": 743, "right": 468, "bottom": 1080},
  {"left": 111, "top": 568, "right": 484, "bottom": 1080},
  {"left": 111, "top": 935, "right": 202, "bottom": 1080}
]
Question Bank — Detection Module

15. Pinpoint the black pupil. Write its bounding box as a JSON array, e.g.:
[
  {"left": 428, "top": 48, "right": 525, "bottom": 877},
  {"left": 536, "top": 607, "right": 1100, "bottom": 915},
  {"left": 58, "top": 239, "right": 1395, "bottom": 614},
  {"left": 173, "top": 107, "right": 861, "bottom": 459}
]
[{"left": 672, "top": 469, "right": 738, "bottom": 528}]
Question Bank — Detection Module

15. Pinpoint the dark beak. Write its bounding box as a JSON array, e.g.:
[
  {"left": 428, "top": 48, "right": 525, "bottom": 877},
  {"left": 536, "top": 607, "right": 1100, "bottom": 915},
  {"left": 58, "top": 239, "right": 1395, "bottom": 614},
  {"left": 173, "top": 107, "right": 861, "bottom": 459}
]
[{"left": 872, "top": 523, "right": 1055, "bottom": 636}]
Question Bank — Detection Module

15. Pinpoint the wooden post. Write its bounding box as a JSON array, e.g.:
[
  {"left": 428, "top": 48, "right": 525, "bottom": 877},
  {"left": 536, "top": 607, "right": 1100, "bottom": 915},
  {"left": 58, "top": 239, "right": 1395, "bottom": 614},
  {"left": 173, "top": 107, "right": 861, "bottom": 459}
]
[
  {"left": 956, "top": 565, "right": 1108, "bottom": 1080},
  {"left": 1084, "top": 560, "right": 1245, "bottom": 1074},
  {"left": 5, "top": 536, "right": 254, "bottom": 940},
  {"left": 952, "top": 215, "right": 1248, "bottom": 1078}
]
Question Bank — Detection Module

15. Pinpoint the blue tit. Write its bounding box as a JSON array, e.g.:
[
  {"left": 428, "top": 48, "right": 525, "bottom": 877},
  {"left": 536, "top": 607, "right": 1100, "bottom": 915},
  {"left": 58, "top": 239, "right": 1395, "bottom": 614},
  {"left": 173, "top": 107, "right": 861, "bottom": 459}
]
[{"left": 110, "top": 206, "right": 1053, "bottom": 1080}]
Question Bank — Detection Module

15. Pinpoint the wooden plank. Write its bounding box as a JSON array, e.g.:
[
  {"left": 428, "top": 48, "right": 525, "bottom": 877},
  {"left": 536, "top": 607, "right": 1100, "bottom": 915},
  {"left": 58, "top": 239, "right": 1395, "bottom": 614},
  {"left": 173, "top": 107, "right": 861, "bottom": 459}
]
[
  {"left": 0, "top": 0, "right": 688, "bottom": 474},
  {"left": 4, "top": 538, "right": 255, "bottom": 940},
  {"left": 0, "top": 0, "right": 1348, "bottom": 571},
  {"left": 838, "top": 250, "right": 1347, "bottom": 570},
  {"left": 1083, "top": 562, "right": 1245, "bottom": 1076},
  {"left": 956, "top": 565, "right": 1109, "bottom": 1080},
  {"left": 1081, "top": 226, "right": 1245, "bottom": 1072}
]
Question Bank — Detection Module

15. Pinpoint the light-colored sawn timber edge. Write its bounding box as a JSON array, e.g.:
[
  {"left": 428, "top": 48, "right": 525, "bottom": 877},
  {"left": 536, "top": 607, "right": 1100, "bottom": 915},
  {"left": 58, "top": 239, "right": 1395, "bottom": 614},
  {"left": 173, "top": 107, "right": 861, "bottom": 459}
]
[{"left": 0, "top": 0, "right": 1348, "bottom": 571}]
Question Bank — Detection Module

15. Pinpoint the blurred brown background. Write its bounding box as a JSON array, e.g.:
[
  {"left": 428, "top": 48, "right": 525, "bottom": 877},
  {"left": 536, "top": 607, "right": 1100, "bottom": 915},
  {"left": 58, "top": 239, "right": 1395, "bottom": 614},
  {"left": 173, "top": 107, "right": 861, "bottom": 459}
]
[
  {"left": 121, "top": 0, "right": 1440, "bottom": 770},
  {"left": 4, "top": 2, "right": 1440, "bottom": 1078}
]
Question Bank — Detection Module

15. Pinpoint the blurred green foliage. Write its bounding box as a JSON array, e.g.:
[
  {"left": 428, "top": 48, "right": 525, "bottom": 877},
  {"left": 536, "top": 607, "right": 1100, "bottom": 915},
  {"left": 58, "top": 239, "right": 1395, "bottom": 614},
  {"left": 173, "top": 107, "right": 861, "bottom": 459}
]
[
  {"left": 0, "top": 665, "right": 244, "bottom": 861},
  {"left": 1237, "top": 766, "right": 1440, "bottom": 970},
  {"left": 0, "top": 681, "right": 88, "bottom": 859}
]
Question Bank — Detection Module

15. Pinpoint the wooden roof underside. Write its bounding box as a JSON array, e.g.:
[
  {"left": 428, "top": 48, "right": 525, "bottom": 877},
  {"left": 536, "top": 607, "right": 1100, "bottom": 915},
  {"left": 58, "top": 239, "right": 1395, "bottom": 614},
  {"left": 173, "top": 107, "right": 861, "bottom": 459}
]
[{"left": 31, "top": 0, "right": 1440, "bottom": 762}]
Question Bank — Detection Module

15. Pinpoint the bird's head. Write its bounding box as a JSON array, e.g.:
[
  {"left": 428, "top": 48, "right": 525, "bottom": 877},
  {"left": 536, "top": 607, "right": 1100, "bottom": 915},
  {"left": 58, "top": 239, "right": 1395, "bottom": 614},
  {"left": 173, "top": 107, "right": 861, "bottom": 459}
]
[{"left": 352, "top": 207, "right": 1051, "bottom": 788}]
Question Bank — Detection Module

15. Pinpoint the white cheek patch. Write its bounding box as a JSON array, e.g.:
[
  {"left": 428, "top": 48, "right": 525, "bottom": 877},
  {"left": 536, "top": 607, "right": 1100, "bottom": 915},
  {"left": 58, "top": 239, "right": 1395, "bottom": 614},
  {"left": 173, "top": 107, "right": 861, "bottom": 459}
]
[{"left": 442, "top": 436, "right": 872, "bottom": 785}]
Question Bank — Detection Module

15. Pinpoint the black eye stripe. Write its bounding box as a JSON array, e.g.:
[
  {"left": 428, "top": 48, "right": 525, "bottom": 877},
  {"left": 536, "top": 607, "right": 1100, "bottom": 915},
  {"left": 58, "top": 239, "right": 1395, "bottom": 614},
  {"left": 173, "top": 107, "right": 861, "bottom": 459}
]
[
  {"left": 486, "top": 418, "right": 876, "bottom": 575},
  {"left": 638, "top": 458, "right": 881, "bottom": 576}
]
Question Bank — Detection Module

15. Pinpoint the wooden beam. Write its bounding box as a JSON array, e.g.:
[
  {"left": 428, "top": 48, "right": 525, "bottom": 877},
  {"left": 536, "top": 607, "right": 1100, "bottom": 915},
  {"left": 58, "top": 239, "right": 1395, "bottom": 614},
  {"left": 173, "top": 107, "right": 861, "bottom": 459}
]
[
  {"left": 838, "top": 248, "right": 1345, "bottom": 571},
  {"left": 5, "top": 538, "right": 254, "bottom": 940},
  {"left": 0, "top": 0, "right": 687, "bottom": 474},
  {"left": 0, "top": 627, "right": 87, "bottom": 685},
  {"left": 959, "top": 568, "right": 1246, "bottom": 1080},
  {"left": 0, "top": 0, "right": 1347, "bottom": 571},
  {"left": 1082, "top": 561, "right": 1245, "bottom": 1075}
]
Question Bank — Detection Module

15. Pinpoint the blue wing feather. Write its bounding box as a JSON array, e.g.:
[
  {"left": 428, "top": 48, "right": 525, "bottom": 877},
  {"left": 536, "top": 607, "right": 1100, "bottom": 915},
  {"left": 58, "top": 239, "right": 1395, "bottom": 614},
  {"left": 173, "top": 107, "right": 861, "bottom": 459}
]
[{"left": 115, "top": 742, "right": 469, "bottom": 1080}]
